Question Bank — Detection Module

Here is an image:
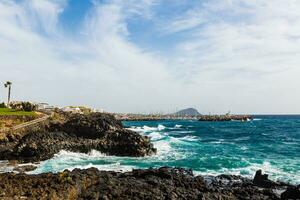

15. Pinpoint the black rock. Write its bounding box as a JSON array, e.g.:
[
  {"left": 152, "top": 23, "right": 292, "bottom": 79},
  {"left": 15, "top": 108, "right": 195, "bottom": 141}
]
[
  {"left": 281, "top": 186, "right": 300, "bottom": 200},
  {"left": 49, "top": 112, "right": 123, "bottom": 139},
  {"left": 0, "top": 112, "right": 156, "bottom": 162},
  {"left": 253, "top": 169, "right": 278, "bottom": 188},
  {"left": 0, "top": 167, "right": 289, "bottom": 200}
]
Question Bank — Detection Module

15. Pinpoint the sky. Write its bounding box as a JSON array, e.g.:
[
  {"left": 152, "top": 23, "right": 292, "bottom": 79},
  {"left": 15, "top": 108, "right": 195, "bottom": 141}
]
[{"left": 0, "top": 0, "right": 300, "bottom": 114}]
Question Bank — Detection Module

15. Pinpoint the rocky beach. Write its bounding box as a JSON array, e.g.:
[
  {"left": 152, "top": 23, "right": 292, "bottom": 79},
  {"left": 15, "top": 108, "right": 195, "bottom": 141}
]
[{"left": 0, "top": 167, "right": 299, "bottom": 199}]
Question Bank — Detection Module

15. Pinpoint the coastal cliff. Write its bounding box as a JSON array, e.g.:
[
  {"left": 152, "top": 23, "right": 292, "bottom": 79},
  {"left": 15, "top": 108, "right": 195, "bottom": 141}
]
[{"left": 0, "top": 112, "right": 156, "bottom": 162}]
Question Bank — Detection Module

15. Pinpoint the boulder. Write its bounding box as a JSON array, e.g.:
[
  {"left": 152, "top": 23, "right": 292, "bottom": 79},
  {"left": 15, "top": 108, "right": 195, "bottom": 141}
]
[
  {"left": 253, "top": 169, "right": 278, "bottom": 188},
  {"left": 49, "top": 112, "right": 123, "bottom": 139}
]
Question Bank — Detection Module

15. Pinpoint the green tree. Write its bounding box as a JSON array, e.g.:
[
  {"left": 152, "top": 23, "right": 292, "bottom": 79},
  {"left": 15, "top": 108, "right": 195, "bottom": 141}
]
[{"left": 4, "top": 81, "right": 12, "bottom": 107}]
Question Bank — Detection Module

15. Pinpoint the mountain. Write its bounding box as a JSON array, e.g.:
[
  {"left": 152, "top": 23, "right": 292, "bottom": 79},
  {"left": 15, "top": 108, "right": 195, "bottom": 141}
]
[{"left": 174, "top": 108, "right": 201, "bottom": 116}]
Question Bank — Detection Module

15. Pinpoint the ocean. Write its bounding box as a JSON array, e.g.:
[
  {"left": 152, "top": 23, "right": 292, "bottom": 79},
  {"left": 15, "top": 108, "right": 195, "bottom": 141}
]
[{"left": 31, "top": 115, "right": 300, "bottom": 185}]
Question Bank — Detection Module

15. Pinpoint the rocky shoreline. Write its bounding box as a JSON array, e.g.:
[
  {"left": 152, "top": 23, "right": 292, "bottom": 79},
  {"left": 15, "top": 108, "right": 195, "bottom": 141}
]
[
  {"left": 0, "top": 167, "right": 299, "bottom": 199},
  {"left": 0, "top": 112, "right": 156, "bottom": 163},
  {"left": 0, "top": 111, "right": 299, "bottom": 199}
]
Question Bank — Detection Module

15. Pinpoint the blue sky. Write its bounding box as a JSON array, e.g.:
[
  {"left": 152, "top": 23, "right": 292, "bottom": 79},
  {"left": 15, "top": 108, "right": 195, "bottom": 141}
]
[{"left": 0, "top": 0, "right": 300, "bottom": 114}]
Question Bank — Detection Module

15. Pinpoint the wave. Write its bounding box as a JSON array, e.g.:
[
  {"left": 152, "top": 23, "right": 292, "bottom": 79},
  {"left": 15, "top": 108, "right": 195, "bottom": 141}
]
[
  {"left": 175, "top": 124, "right": 182, "bottom": 128},
  {"left": 28, "top": 150, "right": 299, "bottom": 185},
  {"left": 178, "top": 135, "right": 199, "bottom": 142},
  {"left": 29, "top": 149, "right": 141, "bottom": 174},
  {"left": 148, "top": 132, "right": 165, "bottom": 140},
  {"left": 240, "top": 146, "right": 248, "bottom": 150},
  {"left": 169, "top": 130, "right": 196, "bottom": 134},
  {"left": 153, "top": 140, "right": 172, "bottom": 155},
  {"left": 158, "top": 124, "right": 166, "bottom": 131},
  {"left": 127, "top": 124, "right": 166, "bottom": 133},
  {"left": 25, "top": 119, "right": 299, "bottom": 185},
  {"left": 194, "top": 161, "right": 300, "bottom": 185},
  {"left": 208, "top": 139, "right": 225, "bottom": 144}
]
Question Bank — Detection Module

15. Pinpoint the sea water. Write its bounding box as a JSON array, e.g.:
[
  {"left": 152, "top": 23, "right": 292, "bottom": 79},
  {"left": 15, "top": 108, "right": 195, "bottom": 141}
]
[{"left": 31, "top": 115, "right": 300, "bottom": 184}]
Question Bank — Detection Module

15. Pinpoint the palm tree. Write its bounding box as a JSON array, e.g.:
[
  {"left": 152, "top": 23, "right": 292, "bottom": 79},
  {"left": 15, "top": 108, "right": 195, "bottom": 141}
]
[{"left": 4, "top": 81, "right": 12, "bottom": 107}]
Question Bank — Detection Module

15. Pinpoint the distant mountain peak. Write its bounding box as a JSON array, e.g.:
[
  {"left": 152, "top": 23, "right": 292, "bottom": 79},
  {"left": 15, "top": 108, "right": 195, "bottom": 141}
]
[{"left": 174, "top": 108, "right": 201, "bottom": 116}]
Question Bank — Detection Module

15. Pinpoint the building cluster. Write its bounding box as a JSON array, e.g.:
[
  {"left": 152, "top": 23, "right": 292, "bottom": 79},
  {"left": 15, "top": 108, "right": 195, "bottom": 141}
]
[{"left": 35, "top": 103, "right": 104, "bottom": 114}]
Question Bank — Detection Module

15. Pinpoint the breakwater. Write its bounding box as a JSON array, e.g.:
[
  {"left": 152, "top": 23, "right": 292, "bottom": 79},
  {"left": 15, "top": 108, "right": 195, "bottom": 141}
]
[
  {"left": 198, "top": 115, "right": 252, "bottom": 121},
  {"left": 115, "top": 114, "right": 252, "bottom": 121}
]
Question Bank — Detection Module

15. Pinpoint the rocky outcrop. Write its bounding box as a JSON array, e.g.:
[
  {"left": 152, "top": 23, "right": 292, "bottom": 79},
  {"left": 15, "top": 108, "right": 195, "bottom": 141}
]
[
  {"left": 0, "top": 168, "right": 297, "bottom": 200},
  {"left": 49, "top": 113, "right": 123, "bottom": 138},
  {"left": 253, "top": 169, "right": 283, "bottom": 188},
  {"left": 0, "top": 112, "right": 156, "bottom": 162}
]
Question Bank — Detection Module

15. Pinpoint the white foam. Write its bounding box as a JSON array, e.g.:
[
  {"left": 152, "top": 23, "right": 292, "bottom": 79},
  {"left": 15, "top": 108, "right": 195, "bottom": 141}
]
[
  {"left": 54, "top": 149, "right": 107, "bottom": 159},
  {"left": 157, "top": 124, "right": 166, "bottom": 131},
  {"left": 127, "top": 125, "right": 166, "bottom": 133},
  {"left": 240, "top": 146, "right": 248, "bottom": 150},
  {"left": 194, "top": 161, "right": 300, "bottom": 185},
  {"left": 209, "top": 139, "right": 225, "bottom": 144},
  {"left": 175, "top": 124, "right": 182, "bottom": 128},
  {"left": 127, "top": 126, "right": 145, "bottom": 133},
  {"left": 153, "top": 140, "right": 172, "bottom": 155},
  {"left": 143, "top": 125, "right": 158, "bottom": 131},
  {"left": 179, "top": 135, "right": 199, "bottom": 142},
  {"left": 64, "top": 162, "right": 134, "bottom": 173},
  {"left": 148, "top": 132, "right": 164, "bottom": 140},
  {"left": 170, "top": 130, "right": 195, "bottom": 134}
]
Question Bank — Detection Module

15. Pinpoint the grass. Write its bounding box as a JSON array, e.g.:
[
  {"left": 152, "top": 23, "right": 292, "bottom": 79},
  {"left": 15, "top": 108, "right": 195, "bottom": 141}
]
[{"left": 0, "top": 108, "right": 36, "bottom": 116}]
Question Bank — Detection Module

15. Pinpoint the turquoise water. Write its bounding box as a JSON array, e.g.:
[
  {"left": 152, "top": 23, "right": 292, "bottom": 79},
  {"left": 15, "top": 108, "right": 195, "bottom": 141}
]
[{"left": 32, "top": 116, "right": 300, "bottom": 184}]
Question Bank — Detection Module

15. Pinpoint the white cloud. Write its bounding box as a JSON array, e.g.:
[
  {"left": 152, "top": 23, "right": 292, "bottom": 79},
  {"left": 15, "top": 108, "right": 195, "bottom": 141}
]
[
  {"left": 0, "top": 0, "right": 182, "bottom": 113},
  {"left": 25, "top": 0, "right": 67, "bottom": 34},
  {"left": 164, "top": 0, "right": 300, "bottom": 114},
  {"left": 160, "top": 8, "right": 207, "bottom": 34},
  {"left": 0, "top": 0, "right": 299, "bottom": 114}
]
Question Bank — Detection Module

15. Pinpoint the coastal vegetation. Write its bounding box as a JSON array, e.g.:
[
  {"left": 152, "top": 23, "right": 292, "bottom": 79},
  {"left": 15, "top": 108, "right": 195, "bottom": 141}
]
[
  {"left": 0, "top": 108, "right": 36, "bottom": 116},
  {"left": 0, "top": 108, "right": 37, "bottom": 130}
]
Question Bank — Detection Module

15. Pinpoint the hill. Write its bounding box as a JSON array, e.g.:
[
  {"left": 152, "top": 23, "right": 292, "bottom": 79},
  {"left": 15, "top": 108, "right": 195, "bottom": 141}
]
[{"left": 174, "top": 108, "right": 201, "bottom": 116}]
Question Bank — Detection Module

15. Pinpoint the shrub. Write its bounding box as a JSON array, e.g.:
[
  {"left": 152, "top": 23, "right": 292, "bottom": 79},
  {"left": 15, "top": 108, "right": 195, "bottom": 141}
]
[
  {"left": 0, "top": 102, "right": 6, "bottom": 108},
  {"left": 9, "top": 101, "right": 37, "bottom": 111},
  {"left": 21, "top": 102, "right": 37, "bottom": 111}
]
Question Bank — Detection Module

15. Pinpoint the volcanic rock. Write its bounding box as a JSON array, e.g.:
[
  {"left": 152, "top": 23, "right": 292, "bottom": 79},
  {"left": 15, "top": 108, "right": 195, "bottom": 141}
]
[
  {"left": 0, "top": 112, "right": 156, "bottom": 162},
  {"left": 253, "top": 169, "right": 278, "bottom": 188},
  {"left": 0, "top": 167, "right": 292, "bottom": 200}
]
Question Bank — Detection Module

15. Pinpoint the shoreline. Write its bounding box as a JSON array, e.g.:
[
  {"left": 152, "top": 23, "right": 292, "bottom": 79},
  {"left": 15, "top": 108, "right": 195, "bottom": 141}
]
[
  {"left": 0, "top": 167, "right": 298, "bottom": 199},
  {"left": 0, "top": 111, "right": 299, "bottom": 199}
]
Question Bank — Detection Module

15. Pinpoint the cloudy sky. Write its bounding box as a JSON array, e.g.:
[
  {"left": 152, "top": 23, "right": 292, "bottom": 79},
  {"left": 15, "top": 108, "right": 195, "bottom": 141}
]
[{"left": 0, "top": 0, "right": 299, "bottom": 114}]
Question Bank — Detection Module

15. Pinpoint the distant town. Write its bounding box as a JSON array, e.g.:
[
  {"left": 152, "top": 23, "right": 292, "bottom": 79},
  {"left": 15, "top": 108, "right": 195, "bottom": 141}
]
[{"left": 1, "top": 81, "right": 252, "bottom": 123}]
